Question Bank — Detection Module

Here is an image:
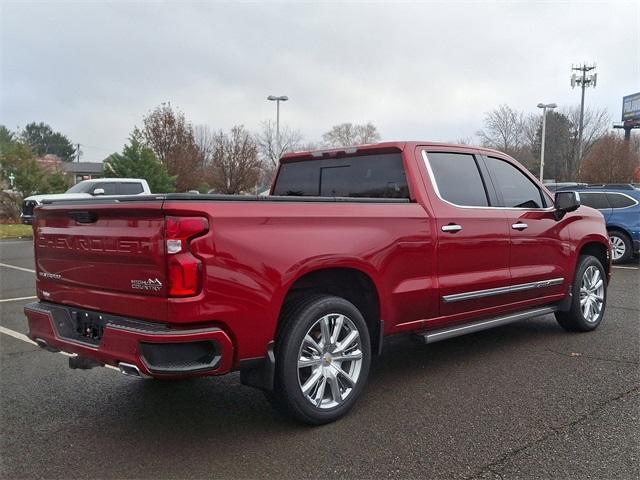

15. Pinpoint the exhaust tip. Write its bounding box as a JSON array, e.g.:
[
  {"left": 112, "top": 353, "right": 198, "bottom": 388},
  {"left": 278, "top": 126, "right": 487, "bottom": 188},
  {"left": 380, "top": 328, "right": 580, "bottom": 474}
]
[{"left": 118, "top": 362, "right": 142, "bottom": 378}]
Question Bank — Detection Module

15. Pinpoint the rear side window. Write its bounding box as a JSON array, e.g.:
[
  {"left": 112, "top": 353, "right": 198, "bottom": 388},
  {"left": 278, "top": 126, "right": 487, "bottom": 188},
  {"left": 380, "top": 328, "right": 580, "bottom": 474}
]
[
  {"left": 426, "top": 152, "right": 489, "bottom": 207},
  {"left": 273, "top": 153, "right": 409, "bottom": 198},
  {"left": 579, "top": 192, "right": 610, "bottom": 210},
  {"left": 485, "top": 157, "right": 544, "bottom": 209},
  {"left": 118, "top": 183, "right": 144, "bottom": 195},
  {"left": 606, "top": 193, "right": 637, "bottom": 209}
]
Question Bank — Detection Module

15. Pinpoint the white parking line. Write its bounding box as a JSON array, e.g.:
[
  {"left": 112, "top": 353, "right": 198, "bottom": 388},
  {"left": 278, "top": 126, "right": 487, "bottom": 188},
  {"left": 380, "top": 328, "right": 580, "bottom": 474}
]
[
  {"left": 0, "top": 325, "right": 119, "bottom": 370},
  {"left": 612, "top": 266, "right": 639, "bottom": 270},
  {"left": 0, "top": 296, "right": 37, "bottom": 303},
  {"left": 0, "top": 325, "right": 38, "bottom": 346},
  {"left": 0, "top": 262, "right": 35, "bottom": 273}
]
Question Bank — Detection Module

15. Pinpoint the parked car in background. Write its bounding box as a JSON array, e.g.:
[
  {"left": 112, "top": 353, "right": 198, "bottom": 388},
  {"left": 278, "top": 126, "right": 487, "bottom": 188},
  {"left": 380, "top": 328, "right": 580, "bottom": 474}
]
[
  {"left": 21, "top": 178, "right": 151, "bottom": 224},
  {"left": 563, "top": 185, "right": 639, "bottom": 263}
]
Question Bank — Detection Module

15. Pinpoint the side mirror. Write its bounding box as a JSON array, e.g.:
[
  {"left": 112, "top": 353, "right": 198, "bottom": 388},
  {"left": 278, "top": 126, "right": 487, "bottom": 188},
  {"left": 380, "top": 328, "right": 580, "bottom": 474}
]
[
  {"left": 92, "top": 188, "right": 105, "bottom": 196},
  {"left": 554, "top": 191, "right": 580, "bottom": 220}
]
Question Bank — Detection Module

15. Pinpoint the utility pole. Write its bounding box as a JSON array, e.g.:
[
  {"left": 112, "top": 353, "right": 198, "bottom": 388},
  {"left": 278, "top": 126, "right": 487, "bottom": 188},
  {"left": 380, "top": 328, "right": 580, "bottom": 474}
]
[
  {"left": 570, "top": 63, "right": 597, "bottom": 165},
  {"left": 76, "top": 143, "right": 81, "bottom": 163}
]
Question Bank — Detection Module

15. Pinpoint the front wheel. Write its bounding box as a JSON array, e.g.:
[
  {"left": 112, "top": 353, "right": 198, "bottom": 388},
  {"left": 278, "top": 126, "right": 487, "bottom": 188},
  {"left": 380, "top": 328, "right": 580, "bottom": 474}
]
[
  {"left": 267, "top": 295, "right": 371, "bottom": 425},
  {"left": 555, "top": 255, "right": 607, "bottom": 332}
]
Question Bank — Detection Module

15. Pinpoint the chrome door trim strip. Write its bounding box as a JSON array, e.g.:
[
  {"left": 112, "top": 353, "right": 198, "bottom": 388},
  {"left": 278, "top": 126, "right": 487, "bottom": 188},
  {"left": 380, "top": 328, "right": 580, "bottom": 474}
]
[{"left": 442, "top": 277, "right": 565, "bottom": 303}]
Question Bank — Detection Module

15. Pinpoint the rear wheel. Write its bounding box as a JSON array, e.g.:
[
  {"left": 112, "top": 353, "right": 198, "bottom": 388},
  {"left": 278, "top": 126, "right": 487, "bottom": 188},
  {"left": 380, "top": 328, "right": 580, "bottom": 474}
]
[
  {"left": 608, "top": 230, "right": 632, "bottom": 264},
  {"left": 267, "top": 295, "right": 371, "bottom": 425},
  {"left": 555, "top": 255, "right": 607, "bottom": 332}
]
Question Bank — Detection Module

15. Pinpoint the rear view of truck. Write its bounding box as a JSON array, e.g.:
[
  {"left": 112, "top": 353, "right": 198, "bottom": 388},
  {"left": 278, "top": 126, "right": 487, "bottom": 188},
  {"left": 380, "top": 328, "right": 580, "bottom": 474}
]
[{"left": 24, "top": 198, "right": 234, "bottom": 378}]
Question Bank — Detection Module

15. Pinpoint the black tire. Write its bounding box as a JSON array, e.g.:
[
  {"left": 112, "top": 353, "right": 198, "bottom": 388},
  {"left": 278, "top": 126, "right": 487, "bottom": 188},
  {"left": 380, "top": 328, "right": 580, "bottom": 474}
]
[
  {"left": 608, "top": 230, "right": 633, "bottom": 264},
  {"left": 266, "top": 294, "right": 371, "bottom": 425},
  {"left": 555, "top": 255, "right": 607, "bottom": 332}
]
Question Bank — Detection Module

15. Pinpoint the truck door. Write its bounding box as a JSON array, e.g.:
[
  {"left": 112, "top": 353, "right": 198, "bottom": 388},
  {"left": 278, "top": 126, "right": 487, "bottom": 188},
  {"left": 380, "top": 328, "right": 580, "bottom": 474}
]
[
  {"left": 419, "top": 148, "right": 512, "bottom": 322},
  {"left": 481, "top": 155, "right": 571, "bottom": 304}
]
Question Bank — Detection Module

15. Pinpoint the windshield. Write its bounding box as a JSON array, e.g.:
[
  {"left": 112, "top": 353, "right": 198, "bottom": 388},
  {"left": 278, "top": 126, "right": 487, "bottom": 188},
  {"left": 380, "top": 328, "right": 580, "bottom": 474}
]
[{"left": 65, "top": 181, "right": 94, "bottom": 194}]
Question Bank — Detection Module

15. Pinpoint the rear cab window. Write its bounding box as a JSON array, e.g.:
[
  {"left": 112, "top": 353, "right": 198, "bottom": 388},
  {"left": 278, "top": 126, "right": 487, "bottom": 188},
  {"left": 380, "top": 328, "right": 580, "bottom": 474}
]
[{"left": 273, "top": 153, "right": 409, "bottom": 198}]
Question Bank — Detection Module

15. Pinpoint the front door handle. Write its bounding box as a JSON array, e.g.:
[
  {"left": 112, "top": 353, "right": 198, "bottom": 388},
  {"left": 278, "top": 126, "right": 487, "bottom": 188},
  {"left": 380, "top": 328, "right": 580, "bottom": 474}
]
[
  {"left": 441, "top": 224, "right": 462, "bottom": 233},
  {"left": 512, "top": 222, "right": 528, "bottom": 231}
]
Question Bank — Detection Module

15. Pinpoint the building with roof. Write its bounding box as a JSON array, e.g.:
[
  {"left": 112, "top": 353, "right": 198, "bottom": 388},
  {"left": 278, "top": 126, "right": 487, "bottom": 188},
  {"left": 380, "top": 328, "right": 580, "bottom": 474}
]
[{"left": 61, "top": 162, "right": 103, "bottom": 184}]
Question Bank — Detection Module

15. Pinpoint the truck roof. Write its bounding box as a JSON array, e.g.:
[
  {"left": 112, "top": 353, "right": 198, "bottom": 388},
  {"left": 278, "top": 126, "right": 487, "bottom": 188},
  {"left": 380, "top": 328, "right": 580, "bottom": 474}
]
[
  {"left": 280, "top": 141, "right": 508, "bottom": 162},
  {"left": 77, "top": 178, "right": 146, "bottom": 183}
]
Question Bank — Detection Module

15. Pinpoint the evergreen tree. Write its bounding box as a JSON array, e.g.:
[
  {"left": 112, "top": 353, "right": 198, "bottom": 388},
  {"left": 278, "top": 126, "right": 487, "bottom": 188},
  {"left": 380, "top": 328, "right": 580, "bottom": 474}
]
[
  {"left": 21, "top": 122, "right": 76, "bottom": 161},
  {"left": 104, "top": 131, "right": 176, "bottom": 193}
]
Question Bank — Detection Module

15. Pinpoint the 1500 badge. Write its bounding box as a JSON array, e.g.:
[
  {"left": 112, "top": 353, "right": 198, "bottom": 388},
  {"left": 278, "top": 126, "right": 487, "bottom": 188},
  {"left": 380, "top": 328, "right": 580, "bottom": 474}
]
[{"left": 131, "top": 278, "right": 163, "bottom": 292}]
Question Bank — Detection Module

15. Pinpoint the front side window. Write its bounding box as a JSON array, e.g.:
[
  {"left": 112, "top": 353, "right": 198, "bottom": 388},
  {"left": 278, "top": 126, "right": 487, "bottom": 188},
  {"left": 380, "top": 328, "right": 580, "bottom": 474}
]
[
  {"left": 579, "top": 192, "right": 610, "bottom": 210},
  {"left": 65, "top": 181, "right": 95, "bottom": 194},
  {"left": 426, "top": 152, "right": 489, "bottom": 207},
  {"left": 485, "top": 157, "right": 544, "bottom": 209},
  {"left": 273, "top": 153, "right": 409, "bottom": 198},
  {"left": 93, "top": 183, "right": 118, "bottom": 195},
  {"left": 606, "top": 193, "right": 637, "bottom": 209}
]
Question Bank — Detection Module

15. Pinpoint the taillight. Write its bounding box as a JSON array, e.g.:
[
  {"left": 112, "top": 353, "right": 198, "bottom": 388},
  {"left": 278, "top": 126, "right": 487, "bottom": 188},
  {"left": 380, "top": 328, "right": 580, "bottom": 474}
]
[{"left": 165, "top": 216, "right": 208, "bottom": 297}]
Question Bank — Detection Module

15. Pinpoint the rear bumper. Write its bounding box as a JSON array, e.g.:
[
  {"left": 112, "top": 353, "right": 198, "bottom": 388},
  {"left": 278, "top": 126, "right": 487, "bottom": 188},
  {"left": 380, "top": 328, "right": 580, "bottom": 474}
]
[{"left": 24, "top": 302, "right": 234, "bottom": 378}]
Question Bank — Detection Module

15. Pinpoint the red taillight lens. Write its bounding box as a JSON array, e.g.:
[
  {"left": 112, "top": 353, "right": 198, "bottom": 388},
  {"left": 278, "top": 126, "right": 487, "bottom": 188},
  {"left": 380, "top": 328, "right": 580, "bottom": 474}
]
[{"left": 165, "top": 216, "right": 208, "bottom": 297}]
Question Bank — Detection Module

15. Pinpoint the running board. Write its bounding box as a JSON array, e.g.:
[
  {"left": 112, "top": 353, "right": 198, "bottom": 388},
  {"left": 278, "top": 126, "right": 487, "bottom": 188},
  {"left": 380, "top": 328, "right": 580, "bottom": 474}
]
[{"left": 417, "top": 306, "right": 557, "bottom": 344}]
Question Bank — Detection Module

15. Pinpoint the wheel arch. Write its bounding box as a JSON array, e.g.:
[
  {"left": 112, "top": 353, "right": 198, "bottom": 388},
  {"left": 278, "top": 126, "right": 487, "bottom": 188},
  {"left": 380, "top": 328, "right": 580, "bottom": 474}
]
[
  {"left": 578, "top": 240, "right": 610, "bottom": 278},
  {"left": 277, "top": 266, "right": 383, "bottom": 356}
]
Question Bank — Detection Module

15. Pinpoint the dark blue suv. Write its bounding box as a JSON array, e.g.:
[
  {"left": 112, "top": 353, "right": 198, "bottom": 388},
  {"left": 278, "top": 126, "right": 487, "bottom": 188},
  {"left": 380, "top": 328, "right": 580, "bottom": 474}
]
[{"left": 567, "top": 185, "right": 640, "bottom": 263}]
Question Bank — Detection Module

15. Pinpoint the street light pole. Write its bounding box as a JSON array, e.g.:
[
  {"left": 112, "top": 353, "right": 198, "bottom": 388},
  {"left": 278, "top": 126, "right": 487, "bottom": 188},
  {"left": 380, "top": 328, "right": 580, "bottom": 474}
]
[
  {"left": 537, "top": 102, "right": 557, "bottom": 182},
  {"left": 267, "top": 95, "right": 289, "bottom": 153}
]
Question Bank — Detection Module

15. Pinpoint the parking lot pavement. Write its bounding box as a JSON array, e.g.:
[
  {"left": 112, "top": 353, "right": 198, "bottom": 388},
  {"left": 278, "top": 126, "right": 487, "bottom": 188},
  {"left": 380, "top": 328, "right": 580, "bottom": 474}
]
[{"left": 1, "top": 239, "right": 638, "bottom": 479}]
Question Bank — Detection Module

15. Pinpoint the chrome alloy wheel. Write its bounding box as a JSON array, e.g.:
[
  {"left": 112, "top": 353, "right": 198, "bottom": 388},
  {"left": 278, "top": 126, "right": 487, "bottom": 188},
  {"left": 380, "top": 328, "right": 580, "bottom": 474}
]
[
  {"left": 297, "top": 313, "right": 363, "bottom": 409},
  {"left": 609, "top": 235, "right": 626, "bottom": 261},
  {"left": 580, "top": 265, "right": 605, "bottom": 323}
]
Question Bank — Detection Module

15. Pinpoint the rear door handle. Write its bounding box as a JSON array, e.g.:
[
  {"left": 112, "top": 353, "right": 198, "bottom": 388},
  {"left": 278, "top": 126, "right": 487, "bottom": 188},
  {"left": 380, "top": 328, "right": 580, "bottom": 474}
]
[
  {"left": 441, "top": 224, "right": 462, "bottom": 233},
  {"left": 512, "top": 222, "right": 528, "bottom": 231}
]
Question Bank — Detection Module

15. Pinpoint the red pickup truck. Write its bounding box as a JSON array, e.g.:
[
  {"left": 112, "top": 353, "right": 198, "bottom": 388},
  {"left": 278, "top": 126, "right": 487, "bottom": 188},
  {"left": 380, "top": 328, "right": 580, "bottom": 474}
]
[{"left": 24, "top": 142, "right": 610, "bottom": 424}]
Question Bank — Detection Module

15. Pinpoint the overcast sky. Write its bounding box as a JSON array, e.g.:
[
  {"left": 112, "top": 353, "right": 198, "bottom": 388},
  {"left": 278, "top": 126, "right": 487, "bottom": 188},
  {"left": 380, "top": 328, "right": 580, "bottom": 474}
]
[{"left": 1, "top": 0, "right": 638, "bottom": 161}]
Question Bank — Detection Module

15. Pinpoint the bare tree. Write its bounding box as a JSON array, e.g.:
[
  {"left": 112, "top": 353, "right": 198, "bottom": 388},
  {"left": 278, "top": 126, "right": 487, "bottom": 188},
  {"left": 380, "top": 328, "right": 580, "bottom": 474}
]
[
  {"left": 321, "top": 122, "right": 381, "bottom": 148},
  {"left": 565, "top": 105, "right": 611, "bottom": 158},
  {"left": 448, "top": 136, "right": 473, "bottom": 145},
  {"left": 193, "top": 124, "right": 216, "bottom": 168},
  {"left": 476, "top": 104, "right": 525, "bottom": 155},
  {"left": 578, "top": 133, "right": 639, "bottom": 183},
  {"left": 256, "top": 120, "right": 304, "bottom": 185},
  {"left": 142, "top": 103, "right": 203, "bottom": 191},
  {"left": 207, "top": 126, "right": 262, "bottom": 194}
]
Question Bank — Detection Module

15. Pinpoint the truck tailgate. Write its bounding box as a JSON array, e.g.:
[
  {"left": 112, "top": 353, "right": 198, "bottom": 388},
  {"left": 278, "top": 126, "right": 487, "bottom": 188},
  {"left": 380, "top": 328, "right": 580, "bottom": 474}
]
[{"left": 34, "top": 200, "right": 168, "bottom": 322}]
